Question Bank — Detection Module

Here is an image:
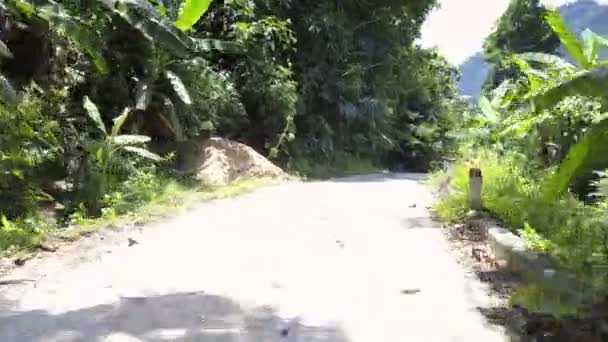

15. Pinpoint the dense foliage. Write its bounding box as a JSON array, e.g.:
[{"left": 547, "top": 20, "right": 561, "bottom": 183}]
[
  {"left": 482, "top": 0, "right": 559, "bottom": 93},
  {"left": 0, "top": 0, "right": 459, "bottom": 251},
  {"left": 436, "top": 1, "right": 608, "bottom": 311}
]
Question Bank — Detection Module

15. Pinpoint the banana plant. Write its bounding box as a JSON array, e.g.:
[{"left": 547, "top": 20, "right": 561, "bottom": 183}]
[
  {"left": 544, "top": 9, "right": 608, "bottom": 70},
  {"left": 82, "top": 96, "right": 161, "bottom": 167},
  {"left": 508, "top": 9, "right": 608, "bottom": 108},
  {"left": 131, "top": 53, "right": 194, "bottom": 142},
  {"left": 95, "top": 0, "right": 239, "bottom": 57},
  {"left": 80, "top": 96, "right": 160, "bottom": 213},
  {"left": 475, "top": 87, "right": 533, "bottom": 142},
  {"left": 495, "top": 9, "right": 608, "bottom": 200},
  {"left": 8, "top": 0, "right": 239, "bottom": 74},
  {"left": 535, "top": 11, "right": 608, "bottom": 200},
  {"left": 8, "top": 0, "right": 238, "bottom": 144}
]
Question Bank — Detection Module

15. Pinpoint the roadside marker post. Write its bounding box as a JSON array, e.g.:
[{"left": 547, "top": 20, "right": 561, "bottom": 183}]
[{"left": 469, "top": 168, "right": 483, "bottom": 210}]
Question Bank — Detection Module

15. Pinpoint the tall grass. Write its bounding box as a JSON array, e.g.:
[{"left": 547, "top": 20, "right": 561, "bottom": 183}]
[{"left": 433, "top": 148, "right": 608, "bottom": 289}]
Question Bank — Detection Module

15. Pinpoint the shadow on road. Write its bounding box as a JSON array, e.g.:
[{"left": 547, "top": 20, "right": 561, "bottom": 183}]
[{"left": 0, "top": 291, "right": 351, "bottom": 342}]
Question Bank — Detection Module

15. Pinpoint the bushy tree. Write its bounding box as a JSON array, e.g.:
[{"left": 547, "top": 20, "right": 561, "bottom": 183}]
[{"left": 482, "top": 0, "right": 560, "bottom": 93}]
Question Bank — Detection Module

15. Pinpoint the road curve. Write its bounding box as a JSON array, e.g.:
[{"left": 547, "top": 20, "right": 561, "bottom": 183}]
[{"left": 0, "top": 173, "right": 507, "bottom": 342}]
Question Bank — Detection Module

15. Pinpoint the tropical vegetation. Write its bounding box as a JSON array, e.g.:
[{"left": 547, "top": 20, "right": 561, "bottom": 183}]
[
  {"left": 0, "top": 0, "right": 459, "bottom": 252},
  {"left": 435, "top": 0, "right": 608, "bottom": 312}
]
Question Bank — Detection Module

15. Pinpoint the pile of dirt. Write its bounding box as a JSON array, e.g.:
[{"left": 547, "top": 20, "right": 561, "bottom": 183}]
[{"left": 178, "top": 137, "right": 288, "bottom": 186}]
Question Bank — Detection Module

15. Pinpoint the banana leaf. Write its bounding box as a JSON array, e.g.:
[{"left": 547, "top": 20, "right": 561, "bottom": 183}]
[
  {"left": 543, "top": 120, "right": 608, "bottom": 201},
  {"left": 175, "top": 0, "right": 212, "bottom": 31}
]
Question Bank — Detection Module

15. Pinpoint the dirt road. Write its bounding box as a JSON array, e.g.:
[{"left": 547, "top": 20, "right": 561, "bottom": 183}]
[{"left": 0, "top": 174, "right": 507, "bottom": 342}]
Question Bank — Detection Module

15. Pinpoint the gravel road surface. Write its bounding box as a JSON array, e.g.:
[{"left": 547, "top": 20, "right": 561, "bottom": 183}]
[{"left": 0, "top": 173, "right": 507, "bottom": 342}]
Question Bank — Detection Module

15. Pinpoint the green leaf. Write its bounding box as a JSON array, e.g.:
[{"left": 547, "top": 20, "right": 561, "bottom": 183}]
[
  {"left": 543, "top": 133, "right": 591, "bottom": 201},
  {"left": 11, "top": 169, "right": 24, "bottom": 179},
  {"left": 545, "top": 9, "right": 589, "bottom": 69},
  {"left": 6, "top": 0, "right": 35, "bottom": 17},
  {"left": 490, "top": 79, "right": 515, "bottom": 107},
  {"left": 1, "top": 215, "right": 12, "bottom": 229},
  {"left": 99, "top": 0, "right": 240, "bottom": 59},
  {"left": 175, "top": 0, "right": 212, "bottom": 31},
  {"left": 36, "top": 1, "right": 108, "bottom": 74},
  {"left": 591, "top": 111, "right": 608, "bottom": 124},
  {"left": 592, "top": 32, "right": 608, "bottom": 50},
  {"left": 499, "top": 112, "right": 549, "bottom": 138},
  {"left": 532, "top": 66, "right": 608, "bottom": 111},
  {"left": 83, "top": 96, "right": 107, "bottom": 135},
  {"left": 582, "top": 29, "right": 599, "bottom": 65},
  {"left": 121, "top": 146, "right": 162, "bottom": 161},
  {"left": 97, "top": 0, "right": 192, "bottom": 58},
  {"left": 18, "top": 122, "right": 34, "bottom": 138},
  {"left": 517, "top": 52, "right": 575, "bottom": 70},
  {"left": 82, "top": 140, "right": 102, "bottom": 157},
  {"left": 544, "top": 120, "right": 608, "bottom": 201},
  {"left": 165, "top": 71, "right": 192, "bottom": 104},
  {"left": 584, "top": 30, "right": 608, "bottom": 67},
  {"left": 478, "top": 95, "right": 499, "bottom": 123},
  {"left": 510, "top": 55, "right": 547, "bottom": 93},
  {"left": 110, "top": 135, "right": 151, "bottom": 145},
  {"left": 111, "top": 110, "right": 130, "bottom": 137},
  {"left": 96, "top": 146, "right": 105, "bottom": 164},
  {"left": 33, "top": 190, "right": 55, "bottom": 202}
]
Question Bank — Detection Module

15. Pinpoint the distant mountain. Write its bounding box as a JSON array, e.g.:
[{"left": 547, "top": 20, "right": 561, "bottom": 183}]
[
  {"left": 457, "top": 0, "right": 608, "bottom": 100},
  {"left": 559, "top": 0, "right": 608, "bottom": 36},
  {"left": 557, "top": 0, "right": 608, "bottom": 62},
  {"left": 457, "top": 53, "right": 489, "bottom": 101}
]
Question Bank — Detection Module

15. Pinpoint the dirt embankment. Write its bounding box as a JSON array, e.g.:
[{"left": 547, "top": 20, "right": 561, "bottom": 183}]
[{"left": 178, "top": 137, "right": 289, "bottom": 186}]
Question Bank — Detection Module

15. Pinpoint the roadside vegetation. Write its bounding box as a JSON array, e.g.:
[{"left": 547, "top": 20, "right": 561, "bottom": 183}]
[
  {"left": 5, "top": 0, "right": 608, "bottom": 334},
  {"left": 0, "top": 0, "right": 457, "bottom": 254},
  {"left": 433, "top": 0, "right": 608, "bottom": 313},
  {"left": 289, "top": 153, "right": 383, "bottom": 180}
]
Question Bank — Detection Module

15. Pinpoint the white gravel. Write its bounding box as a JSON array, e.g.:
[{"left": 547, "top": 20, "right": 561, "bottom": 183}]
[{"left": 0, "top": 173, "right": 508, "bottom": 342}]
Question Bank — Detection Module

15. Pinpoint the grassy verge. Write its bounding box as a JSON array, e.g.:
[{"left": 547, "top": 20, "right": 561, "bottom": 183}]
[
  {"left": 431, "top": 148, "right": 608, "bottom": 296},
  {"left": 289, "top": 153, "right": 383, "bottom": 179},
  {"left": 0, "top": 174, "right": 275, "bottom": 257}
]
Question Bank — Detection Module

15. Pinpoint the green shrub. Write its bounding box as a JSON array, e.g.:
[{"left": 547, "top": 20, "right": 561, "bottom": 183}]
[
  {"left": 0, "top": 215, "right": 48, "bottom": 254},
  {"left": 433, "top": 148, "right": 608, "bottom": 285},
  {"left": 289, "top": 152, "right": 381, "bottom": 179},
  {"left": 510, "top": 285, "right": 578, "bottom": 317},
  {"left": 0, "top": 88, "right": 61, "bottom": 219}
]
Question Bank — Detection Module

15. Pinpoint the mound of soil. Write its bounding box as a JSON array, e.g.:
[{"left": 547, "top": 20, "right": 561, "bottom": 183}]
[{"left": 178, "top": 137, "right": 288, "bottom": 186}]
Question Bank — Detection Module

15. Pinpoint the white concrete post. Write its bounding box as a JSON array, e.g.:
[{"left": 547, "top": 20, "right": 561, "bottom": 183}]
[{"left": 469, "top": 168, "right": 483, "bottom": 210}]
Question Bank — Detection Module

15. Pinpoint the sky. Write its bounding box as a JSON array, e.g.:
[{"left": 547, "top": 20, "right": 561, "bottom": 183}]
[{"left": 419, "top": 0, "right": 607, "bottom": 66}]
